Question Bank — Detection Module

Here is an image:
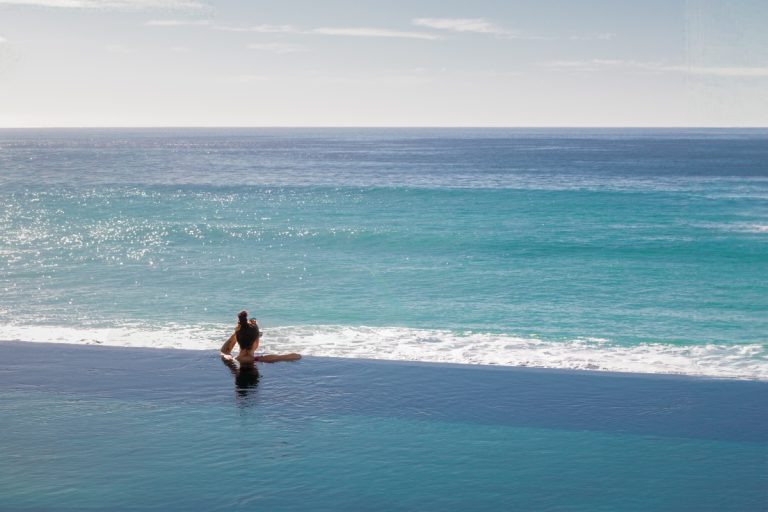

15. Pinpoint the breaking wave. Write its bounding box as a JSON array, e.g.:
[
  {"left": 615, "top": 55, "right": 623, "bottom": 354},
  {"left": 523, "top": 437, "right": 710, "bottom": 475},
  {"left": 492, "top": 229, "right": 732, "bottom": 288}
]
[{"left": 1, "top": 323, "right": 766, "bottom": 381}]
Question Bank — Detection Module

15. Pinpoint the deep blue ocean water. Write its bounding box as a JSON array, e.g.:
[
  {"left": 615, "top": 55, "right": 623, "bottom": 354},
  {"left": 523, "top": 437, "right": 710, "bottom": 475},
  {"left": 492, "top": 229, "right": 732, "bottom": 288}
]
[{"left": 1, "top": 128, "right": 766, "bottom": 378}]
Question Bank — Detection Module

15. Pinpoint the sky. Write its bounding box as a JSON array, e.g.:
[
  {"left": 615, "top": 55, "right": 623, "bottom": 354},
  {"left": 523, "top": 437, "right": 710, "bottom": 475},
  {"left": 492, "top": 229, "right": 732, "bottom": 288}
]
[{"left": 0, "top": 0, "right": 766, "bottom": 127}]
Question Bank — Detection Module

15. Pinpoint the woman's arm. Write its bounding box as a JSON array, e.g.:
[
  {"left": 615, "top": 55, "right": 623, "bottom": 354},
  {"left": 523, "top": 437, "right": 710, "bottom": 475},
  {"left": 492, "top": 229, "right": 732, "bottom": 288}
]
[
  {"left": 220, "top": 331, "right": 238, "bottom": 360},
  {"left": 258, "top": 353, "right": 301, "bottom": 362}
]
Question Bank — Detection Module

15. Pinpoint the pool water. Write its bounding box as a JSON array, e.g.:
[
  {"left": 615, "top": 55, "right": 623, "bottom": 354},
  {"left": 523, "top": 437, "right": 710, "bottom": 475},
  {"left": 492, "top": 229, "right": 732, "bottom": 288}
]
[{"left": 1, "top": 342, "right": 766, "bottom": 511}]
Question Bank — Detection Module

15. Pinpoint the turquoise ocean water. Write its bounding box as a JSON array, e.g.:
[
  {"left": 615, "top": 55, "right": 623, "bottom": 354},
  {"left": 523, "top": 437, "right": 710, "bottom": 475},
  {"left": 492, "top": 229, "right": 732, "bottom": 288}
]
[{"left": 1, "top": 128, "right": 766, "bottom": 378}]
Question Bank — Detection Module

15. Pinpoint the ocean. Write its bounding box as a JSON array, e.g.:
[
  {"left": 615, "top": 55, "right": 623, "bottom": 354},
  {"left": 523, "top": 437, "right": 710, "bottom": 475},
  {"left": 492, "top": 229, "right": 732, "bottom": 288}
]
[{"left": 1, "top": 128, "right": 766, "bottom": 379}]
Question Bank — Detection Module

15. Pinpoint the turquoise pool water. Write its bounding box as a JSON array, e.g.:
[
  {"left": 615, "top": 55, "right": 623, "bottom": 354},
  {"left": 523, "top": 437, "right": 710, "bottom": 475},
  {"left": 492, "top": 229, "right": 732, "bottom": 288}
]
[{"left": 1, "top": 342, "right": 766, "bottom": 511}]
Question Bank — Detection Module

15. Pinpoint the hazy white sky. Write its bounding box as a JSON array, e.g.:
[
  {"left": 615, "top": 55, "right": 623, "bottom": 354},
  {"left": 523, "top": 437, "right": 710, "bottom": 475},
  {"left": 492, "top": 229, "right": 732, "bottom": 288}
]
[{"left": 0, "top": 0, "right": 766, "bottom": 126}]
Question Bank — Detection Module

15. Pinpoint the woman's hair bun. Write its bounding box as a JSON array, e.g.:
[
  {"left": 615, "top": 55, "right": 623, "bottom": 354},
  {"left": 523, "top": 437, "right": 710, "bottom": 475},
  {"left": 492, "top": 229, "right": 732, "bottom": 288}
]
[{"left": 238, "top": 310, "right": 248, "bottom": 325}]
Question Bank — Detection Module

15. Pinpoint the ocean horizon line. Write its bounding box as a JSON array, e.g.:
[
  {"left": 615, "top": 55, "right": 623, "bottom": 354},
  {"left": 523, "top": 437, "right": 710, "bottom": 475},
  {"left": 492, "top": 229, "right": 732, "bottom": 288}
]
[{"left": 2, "top": 125, "right": 768, "bottom": 130}]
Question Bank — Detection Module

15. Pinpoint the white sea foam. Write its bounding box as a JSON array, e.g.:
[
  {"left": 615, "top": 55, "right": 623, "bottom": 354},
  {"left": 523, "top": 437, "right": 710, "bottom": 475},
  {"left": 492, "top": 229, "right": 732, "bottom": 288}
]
[
  {"left": 1, "top": 323, "right": 766, "bottom": 381},
  {"left": 693, "top": 221, "right": 768, "bottom": 234}
]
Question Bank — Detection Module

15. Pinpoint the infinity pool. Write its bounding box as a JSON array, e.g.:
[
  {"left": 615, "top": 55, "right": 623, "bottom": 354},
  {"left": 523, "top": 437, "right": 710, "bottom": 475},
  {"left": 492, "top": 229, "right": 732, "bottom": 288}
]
[{"left": 1, "top": 342, "right": 766, "bottom": 511}]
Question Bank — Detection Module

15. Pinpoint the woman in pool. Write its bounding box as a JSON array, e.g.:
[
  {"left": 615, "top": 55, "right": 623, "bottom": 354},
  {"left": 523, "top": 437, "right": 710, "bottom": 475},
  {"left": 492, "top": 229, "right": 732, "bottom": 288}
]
[{"left": 219, "top": 310, "right": 301, "bottom": 364}]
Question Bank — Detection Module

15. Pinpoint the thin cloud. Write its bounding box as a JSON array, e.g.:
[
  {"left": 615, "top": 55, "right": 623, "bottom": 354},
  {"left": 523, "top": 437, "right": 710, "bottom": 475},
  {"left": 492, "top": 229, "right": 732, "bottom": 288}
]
[
  {"left": 311, "top": 27, "right": 439, "bottom": 40},
  {"left": 146, "top": 19, "right": 210, "bottom": 26},
  {"left": 0, "top": 36, "right": 7, "bottom": 44},
  {"left": 215, "top": 23, "right": 439, "bottom": 40},
  {"left": 678, "top": 66, "right": 768, "bottom": 77},
  {"left": 542, "top": 59, "right": 614, "bottom": 69},
  {"left": 412, "top": 17, "right": 503, "bottom": 34},
  {"left": 247, "top": 42, "right": 307, "bottom": 54},
  {"left": 412, "top": 17, "right": 549, "bottom": 40},
  {"left": 569, "top": 33, "right": 615, "bottom": 41},
  {"left": 0, "top": 0, "right": 205, "bottom": 8},
  {"left": 214, "top": 24, "right": 299, "bottom": 33},
  {"left": 543, "top": 59, "right": 768, "bottom": 77}
]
